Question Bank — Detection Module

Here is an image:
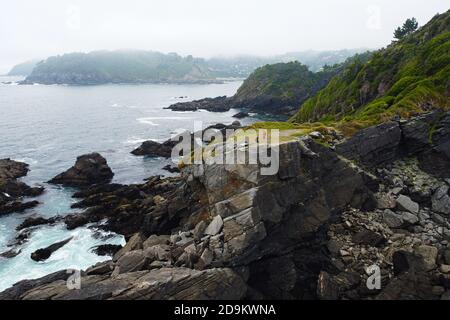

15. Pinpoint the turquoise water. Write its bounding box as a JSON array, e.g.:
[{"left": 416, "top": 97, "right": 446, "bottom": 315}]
[{"left": 0, "top": 77, "right": 261, "bottom": 291}]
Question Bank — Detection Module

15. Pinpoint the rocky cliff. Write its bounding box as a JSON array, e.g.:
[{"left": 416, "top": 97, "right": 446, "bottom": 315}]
[
  {"left": 2, "top": 109, "right": 449, "bottom": 300},
  {"left": 166, "top": 61, "right": 344, "bottom": 116}
]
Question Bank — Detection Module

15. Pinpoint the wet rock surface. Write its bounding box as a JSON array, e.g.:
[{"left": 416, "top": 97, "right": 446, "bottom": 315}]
[
  {"left": 48, "top": 153, "right": 114, "bottom": 187},
  {"left": 131, "top": 122, "right": 242, "bottom": 158},
  {"left": 0, "top": 159, "right": 44, "bottom": 216},
  {"left": 166, "top": 96, "right": 232, "bottom": 112},
  {"left": 232, "top": 111, "right": 249, "bottom": 119},
  {"left": 2, "top": 112, "right": 450, "bottom": 300},
  {"left": 16, "top": 216, "right": 60, "bottom": 231},
  {"left": 30, "top": 237, "right": 73, "bottom": 262}
]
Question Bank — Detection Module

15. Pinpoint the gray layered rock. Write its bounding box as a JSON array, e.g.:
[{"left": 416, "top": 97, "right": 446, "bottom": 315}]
[
  {"left": 335, "top": 111, "right": 450, "bottom": 178},
  {"left": 0, "top": 138, "right": 376, "bottom": 299},
  {"left": 1, "top": 267, "right": 246, "bottom": 300},
  {"left": 181, "top": 138, "right": 376, "bottom": 269},
  {"left": 432, "top": 185, "right": 450, "bottom": 215},
  {"left": 412, "top": 111, "right": 450, "bottom": 177},
  {"left": 336, "top": 122, "right": 401, "bottom": 166},
  {"left": 396, "top": 195, "right": 419, "bottom": 214},
  {"left": 3, "top": 111, "right": 449, "bottom": 300},
  {"left": 400, "top": 111, "right": 442, "bottom": 155}
]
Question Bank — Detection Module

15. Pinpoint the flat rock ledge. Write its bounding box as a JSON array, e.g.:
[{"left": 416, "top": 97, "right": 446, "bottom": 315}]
[{"left": 0, "top": 267, "right": 246, "bottom": 300}]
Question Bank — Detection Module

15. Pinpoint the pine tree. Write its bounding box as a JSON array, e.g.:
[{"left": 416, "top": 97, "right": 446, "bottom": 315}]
[
  {"left": 393, "top": 27, "right": 405, "bottom": 40},
  {"left": 393, "top": 17, "right": 419, "bottom": 40},
  {"left": 402, "top": 18, "right": 419, "bottom": 34}
]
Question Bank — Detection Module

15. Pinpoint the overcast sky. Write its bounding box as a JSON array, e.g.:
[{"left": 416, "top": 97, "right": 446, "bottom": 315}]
[{"left": 0, "top": 0, "right": 448, "bottom": 73}]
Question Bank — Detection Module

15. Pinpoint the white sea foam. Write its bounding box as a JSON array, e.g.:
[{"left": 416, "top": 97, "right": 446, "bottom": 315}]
[
  {"left": 139, "top": 116, "right": 193, "bottom": 120},
  {"left": 137, "top": 118, "right": 160, "bottom": 126},
  {"left": 12, "top": 157, "right": 38, "bottom": 165},
  {"left": 0, "top": 224, "right": 125, "bottom": 292},
  {"left": 123, "top": 137, "right": 164, "bottom": 145}
]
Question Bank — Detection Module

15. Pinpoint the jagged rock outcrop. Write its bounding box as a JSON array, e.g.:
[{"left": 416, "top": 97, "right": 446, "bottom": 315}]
[
  {"left": 166, "top": 96, "right": 232, "bottom": 112},
  {"left": 48, "top": 153, "right": 114, "bottom": 187},
  {"left": 0, "top": 159, "right": 44, "bottom": 215},
  {"left": 16, "top": 216, "right": 60, "bottom": 231},
  {"left": 131, "top": 140, "right": 175, "bottom": 158},
  {"left": 336, "top": 121, "right": 402, "bottom": 166},
  {"left": 336, "top": 110, "right": 450, "bottom": 177},
  {"left": 0, "top": 138, "right": 377, "bottom": 299},
  {"left": 2, "top": 111, "right": 450, "bottom": 300},
  {"left": 131, "top": 123, "right": 242, "bottom": 158}
]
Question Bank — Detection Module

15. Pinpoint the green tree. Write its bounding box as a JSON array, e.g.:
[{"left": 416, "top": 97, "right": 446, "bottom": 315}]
[
  {"left": 403, "top": 17, "right": 419, "bottom": 34},
  {"left": 394, "top": 17, "right": 419, "bottom": 40},
  {"left": 393, "top": 26, "right": 405, "bottom": 40}
]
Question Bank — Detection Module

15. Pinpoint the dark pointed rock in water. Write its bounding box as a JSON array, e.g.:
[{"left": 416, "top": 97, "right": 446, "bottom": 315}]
[
  {"left": 131, "top": 140, "right": 174, "bottom": 158},
  {"left": 48, "top": 153, "right": 114, "bottom": 187},
  {"left": 31, "top": 237, "right": 73, "bottom": 262},
  {"left": 0, "top": 248, "right": 22, "bottom": 259},
  {"left": 91, "top": 244, "right": 123, "bottom": 257},
  {"left": 162, "top": 164, "right": 180, "bottom": 173},
  {"left": 0, "top": 159, "right": 29, "bottom": 180},
  {"left": 0, "top": 200, "right": 40, "bottom": 216},
  {"left": 64, "top": 214, "right": 89, "bottom": 230},
  {"left": 232, "top": 111, "right": 249, "bottom": 119},
  {"left": 16, "top": 216, "right": 60, "bottom": 231}
]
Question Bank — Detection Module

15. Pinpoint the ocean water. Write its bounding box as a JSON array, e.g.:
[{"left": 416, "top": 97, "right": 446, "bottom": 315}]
[{"left": 0, "top": 77, "right": 262, "bottom": 291}]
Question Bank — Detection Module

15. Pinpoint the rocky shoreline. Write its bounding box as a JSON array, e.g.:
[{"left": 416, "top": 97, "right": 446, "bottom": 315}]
[
  {"left": 0, "top": 110, "right": 449, "bottom": 300},
  {"left": 165, "top": 95, "right": 293, "bottom": 116},
  {"left": 0, "top": 159, "right": 44, "bottom": 216}
]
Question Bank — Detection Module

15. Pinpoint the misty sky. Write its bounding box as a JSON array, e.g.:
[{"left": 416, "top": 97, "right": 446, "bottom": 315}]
[{"left": 0, "top": 0, "right": 448, "bottom": 73}]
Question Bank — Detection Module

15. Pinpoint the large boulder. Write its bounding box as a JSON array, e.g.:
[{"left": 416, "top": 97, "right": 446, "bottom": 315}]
[
  {"left": 48, "top": 153, "right": 114, "bottom": 187},
  {"left": 432, "top": 185, "right": 450, "bottom": 215}
]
